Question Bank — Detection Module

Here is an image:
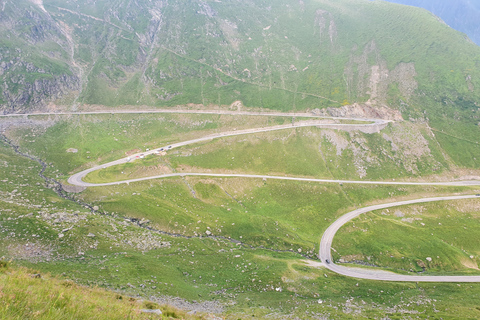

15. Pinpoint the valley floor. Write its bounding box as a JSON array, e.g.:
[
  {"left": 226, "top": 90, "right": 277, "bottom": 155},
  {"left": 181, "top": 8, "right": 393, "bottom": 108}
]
[{"left": 1, "top": 109, "right": 480, "bottom": 319}]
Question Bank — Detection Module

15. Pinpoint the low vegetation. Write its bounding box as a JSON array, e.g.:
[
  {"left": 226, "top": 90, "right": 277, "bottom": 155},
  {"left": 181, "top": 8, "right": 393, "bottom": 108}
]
[
  {"left": 0, "top": 261, "right": 203, "bottom": 319},
  {"left": 333, "top": 198, "right": 480, "bottom": 275},
  {"left": 1, "top": 113, "right": 480, "bottom": 319},
  {"left": 1, "top": 0, "right": 480, "bottom": 317}
]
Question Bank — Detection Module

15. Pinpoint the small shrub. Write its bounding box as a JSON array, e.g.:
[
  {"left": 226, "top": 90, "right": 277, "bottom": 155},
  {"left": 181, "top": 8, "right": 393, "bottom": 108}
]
[
  {"left": 143, "top": 301, "right": 159, "bottom": 310},
  {"left": 61, "top": 280, "right": 75, "bottom": 288},
  {"left": 0, "top": 260, "right": 9, "bottom": 269},
  {"left": 161, "top": 306, "right": 178, "bottom": 318}
]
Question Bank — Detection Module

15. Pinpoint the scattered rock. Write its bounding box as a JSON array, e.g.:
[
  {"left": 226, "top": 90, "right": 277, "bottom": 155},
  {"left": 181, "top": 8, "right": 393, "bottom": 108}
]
[
  {"left": 58, "top": 233, "right": 64, "bottom": 238},
  {"left": 66, "top": 148, "right": 78, "bottom": 153},
  {"left": 140, "top": 309, "right": 162, "bottom": 315},
  {"left": 61, "top": 183, "right": 86, "bottom": 193},
  {"left": 205, "top": 230, "right": 212, "bottom": 236},
  {"left": 394, "top": 210, "right": 405, "bottom": 218},
  {"left": 138, "top": 218, "right": 150, "bottom": 226},
  {"left": 30, "top": 273, "right": 41, "bottom": 278},
  {"left": 87, "top": 233, "right": 95, "bottom": 238},
  {"left": 426, "top": 257, "right": 432, "bottom": 262},
  {"left": 313, "top": 103, "right": 403, "bottom": 121},
  {"left": 151, "top": 295, "right": 224, "bottom": 314},
  {"left": 7, "top": 243, "right": 53, "bottom": 263}
]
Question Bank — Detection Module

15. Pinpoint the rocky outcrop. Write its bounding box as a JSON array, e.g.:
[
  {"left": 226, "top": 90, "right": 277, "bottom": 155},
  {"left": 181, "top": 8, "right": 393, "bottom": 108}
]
[
  {"left": 0, "top": 1, "right": 79, "bottom": 114},
  {"left": 1, "top": 74, "right": 80, "bottom": 114},
  {"left": 313, "top": 103, "right": 403, "bottom": 121},
  {"left": 314, "top": 9, "right": 337, "bottom": 45},
  {"left": 0, "top": 0, "right": 476, "bottom": 117},
  {"left": 344, "top": 41, "right": 418, "bottom": 104}
]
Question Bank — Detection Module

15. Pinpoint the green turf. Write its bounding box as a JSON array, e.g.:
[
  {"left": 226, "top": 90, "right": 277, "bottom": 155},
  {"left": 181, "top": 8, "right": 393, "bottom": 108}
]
[
  {"left": 3, "top": 119, "right": 480, "bottom": 318},
  {"left": 333, "top": 198, "right": 480, "bottom": 275}
]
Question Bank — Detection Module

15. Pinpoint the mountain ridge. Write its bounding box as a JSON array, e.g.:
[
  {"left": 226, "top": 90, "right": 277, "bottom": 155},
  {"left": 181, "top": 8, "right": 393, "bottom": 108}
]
[
  {"left": 0, "top": 0, "right": 479, "bottom": 127},
  {"left": 384, "top": 0, "right": 480, "bottom": 46}
]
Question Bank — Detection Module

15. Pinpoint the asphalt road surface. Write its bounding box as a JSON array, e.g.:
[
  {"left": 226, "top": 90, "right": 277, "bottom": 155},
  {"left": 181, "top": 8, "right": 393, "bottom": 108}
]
[
  {"left": 67, "top": 117, "right": 393, "bottom": 186},
  {"left": 319, "top": 194, "right": 480, "bottom": 282},
  {"left": 15, "top": 109, "right": 477, "bottom": 282}
]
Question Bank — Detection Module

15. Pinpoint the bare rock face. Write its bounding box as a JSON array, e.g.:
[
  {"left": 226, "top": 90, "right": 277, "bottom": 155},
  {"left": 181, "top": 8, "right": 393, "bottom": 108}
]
[
  {"left": 344, "top": 40, "right": 418, "bottom": 105},
  {"left": 0, "top": 2, "right": 80, "bottom": 114},
  {"left": 313, "top": 103, "right": 403, "bottom": 121},
  {"left": 0, "top": 0, "right": 475, "bottom": 119},
  {"left": 314, "top": 9, "right": 337, "bottom": 45},
  {"left": 1, "top": 74, "right": 80, "bottom": 114}
]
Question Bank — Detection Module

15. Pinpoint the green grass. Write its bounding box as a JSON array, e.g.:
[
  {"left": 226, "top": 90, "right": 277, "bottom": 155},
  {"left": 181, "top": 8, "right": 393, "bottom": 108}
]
[
  {"left": 333, "top": 198, "right": 480, "bottom": 275},
  {"left": 4, "top": 120, "right": 480, "bottom": 318},
  {"left": 83, "top": 153, "right": 169, "bottom": 183},
  {"left": 5, "top": 113, "right": 458, "bottom": 190},
  {"left": 164, "top": 124, "right": 449, "bottom": 181},
  {"left": 78, "top": 173, "right": 479, "bottom": 255},
  {"left": 8, "top": 113, "right": 304, "bottom": 176},
  {"left": 2, "top": 0, "right": 480, "bottom": 317},
  {"left": 4, "top": 0, "right": 480, "bottom": 158},
  {"left": 434, "top": 129, "right": 480, "bottom": 169},
  {"left": 82, "top": 123, "right": 453, "bottom": 184},
  {"left": 0, "top": 263, "right": 203, "bottom": 320}
]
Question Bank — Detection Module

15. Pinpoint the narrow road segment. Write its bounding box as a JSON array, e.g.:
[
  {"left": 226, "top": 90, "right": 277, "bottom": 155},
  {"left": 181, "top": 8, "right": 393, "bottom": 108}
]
[{"left": 53, "top": 111, "right": 480, "bottom": 282}]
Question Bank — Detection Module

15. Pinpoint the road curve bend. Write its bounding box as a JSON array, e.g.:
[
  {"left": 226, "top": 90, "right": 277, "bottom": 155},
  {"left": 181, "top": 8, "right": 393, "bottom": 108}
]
[
  {"left": 68, "top": 117, "right": 392, "bottom": 187},
  {"left": 62, "top": 112, "right": 480, "bottom": 282},
  {"left": 319, "top": 195, "right": 480, "bottom": 282},
  {"left": 67, "top": 117, "right": 480, "bottom": 188}
]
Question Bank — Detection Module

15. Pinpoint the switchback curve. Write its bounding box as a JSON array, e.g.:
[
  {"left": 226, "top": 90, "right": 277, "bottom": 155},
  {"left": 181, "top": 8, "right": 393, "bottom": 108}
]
[{"left": 61, "top": 111, "right": 480, "bottom": 282}]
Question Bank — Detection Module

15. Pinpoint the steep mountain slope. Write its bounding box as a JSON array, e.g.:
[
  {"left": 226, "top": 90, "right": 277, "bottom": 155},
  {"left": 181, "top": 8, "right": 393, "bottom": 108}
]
[
  {"left": 0, "top": 0, "right": 478, "bottom": 112},
  {"left": 385, "top": 0, "right": 480, "bottom": 46},
  {"left": 0, "top": 0, "right": 479, "bottom": 166},
  {"left": 2, "top": 2, "right": 480, "bottom": 316}
]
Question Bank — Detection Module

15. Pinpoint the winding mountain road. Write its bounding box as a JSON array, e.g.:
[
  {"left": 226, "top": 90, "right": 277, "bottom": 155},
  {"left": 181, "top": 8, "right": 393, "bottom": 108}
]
[
  {"left": 6, "top": 110, "right": 480, "bottom": 282},
  {"left": 320, "top": 194, "right": 480, "bottom": 282},
  {"left": 68, "top": 117, "right": 392, "bottom": 186}
]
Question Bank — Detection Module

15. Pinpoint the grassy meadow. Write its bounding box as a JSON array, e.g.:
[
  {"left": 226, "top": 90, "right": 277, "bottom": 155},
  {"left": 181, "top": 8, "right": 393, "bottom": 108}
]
[
  {"left": 0, "top": 262, "right": 203, "bottom": 320},
  {"left": 333, "top": 198, "right": 480, "bottom": 275},
  {"left": 1, "top": 113, "right": 480, "bottom": 318}
]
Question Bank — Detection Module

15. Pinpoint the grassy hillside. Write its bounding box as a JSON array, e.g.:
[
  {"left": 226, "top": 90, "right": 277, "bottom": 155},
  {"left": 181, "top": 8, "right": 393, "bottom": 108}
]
[
  {"left": 385, "top": 0, "right": 480, "bottom": 45},
  {"left": 0, "top": 262, "right": 202, "bottom": 320},
  {"left": 2, "top": 0, "right": 480, "bottom": 318},
  {"left": 1, "top": 112, "right": 480, "bottom": 318},
  {"left": 1, "top": 0, "right": 479, "bottom": 114},
  {"left": 1, "top": 0, "right": 479, "bottom": 169},
  {"left": 333, "top": 198, "right": 480, "bottom": 274}
]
